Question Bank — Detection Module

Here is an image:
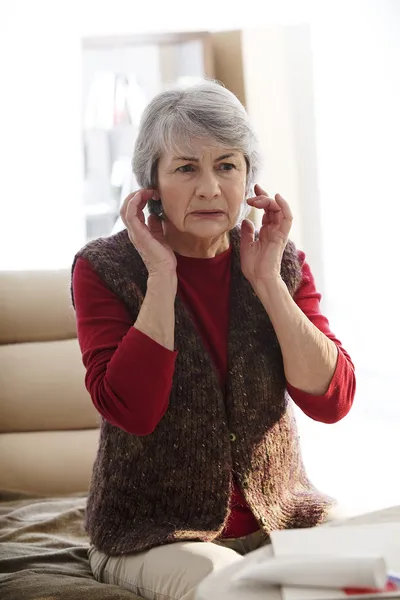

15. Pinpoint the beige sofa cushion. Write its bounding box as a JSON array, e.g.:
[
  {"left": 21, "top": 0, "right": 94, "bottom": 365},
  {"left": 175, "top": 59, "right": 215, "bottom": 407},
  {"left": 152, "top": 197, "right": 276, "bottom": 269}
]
[
  {"left": 0, "top": 430, "right": 99, "bottom": 495},
  {"left": 0, "top": 269, "right": 101, "bottom": 494},
  {"left": 0, "top": 270, "right": 77, "bottom": 344},
  {"left": 0, "top": 339, "right": 98, "bottom": 432}
]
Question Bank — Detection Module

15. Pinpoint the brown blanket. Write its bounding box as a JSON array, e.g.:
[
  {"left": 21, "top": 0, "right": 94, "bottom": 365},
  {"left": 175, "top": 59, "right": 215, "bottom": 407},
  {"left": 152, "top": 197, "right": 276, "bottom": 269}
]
[
  {"left": 2, "top": 491, "right": 400, "bottom": 600},
  {"left": 0, "top": 491, "right": 141, "bottom": 600}
]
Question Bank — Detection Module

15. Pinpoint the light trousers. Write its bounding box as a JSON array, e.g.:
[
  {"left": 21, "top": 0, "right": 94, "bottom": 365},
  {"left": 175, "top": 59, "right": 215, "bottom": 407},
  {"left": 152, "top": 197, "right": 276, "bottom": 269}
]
[
  {"left": 89, "top": 505, "right": 350, "bottom": 600},
  {"left": 89, "top": 529, "right": 270, "bottom": 600}
]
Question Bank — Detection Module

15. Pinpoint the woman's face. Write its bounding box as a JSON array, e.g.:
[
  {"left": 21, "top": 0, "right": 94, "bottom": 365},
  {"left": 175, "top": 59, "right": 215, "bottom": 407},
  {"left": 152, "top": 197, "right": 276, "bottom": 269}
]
[{"left": 156, "top": 139, "right": 247, "bottom": 239}]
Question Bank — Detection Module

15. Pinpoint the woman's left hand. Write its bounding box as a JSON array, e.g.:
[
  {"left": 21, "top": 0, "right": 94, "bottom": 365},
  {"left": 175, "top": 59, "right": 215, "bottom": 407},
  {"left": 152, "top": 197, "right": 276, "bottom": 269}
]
[{"left": 240, "top": 184, "right": 293, "bottom": 290}]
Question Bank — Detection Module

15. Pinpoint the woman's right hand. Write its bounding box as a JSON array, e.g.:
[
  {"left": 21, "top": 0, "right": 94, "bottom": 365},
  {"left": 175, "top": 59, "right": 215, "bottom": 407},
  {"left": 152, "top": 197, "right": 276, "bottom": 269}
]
[{"left": 120, "top": 189, "right": 177, "bottom": 278}]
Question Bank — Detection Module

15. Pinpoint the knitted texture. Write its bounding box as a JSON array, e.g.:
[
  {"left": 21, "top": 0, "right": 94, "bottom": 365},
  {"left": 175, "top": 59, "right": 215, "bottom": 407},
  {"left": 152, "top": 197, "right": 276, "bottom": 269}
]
[{"left": 71, "top": 226, "right": 333, "bottom": 555}]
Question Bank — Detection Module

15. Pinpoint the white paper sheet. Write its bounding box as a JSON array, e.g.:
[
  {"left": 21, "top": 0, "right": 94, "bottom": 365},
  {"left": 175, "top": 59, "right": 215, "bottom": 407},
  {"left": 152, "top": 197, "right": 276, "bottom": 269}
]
[
  {"left": 270, "top": 523, "right": 400, "bottom": 600},
  {"left": 234, "top": 556, "right": 387, "bottom": 589}
]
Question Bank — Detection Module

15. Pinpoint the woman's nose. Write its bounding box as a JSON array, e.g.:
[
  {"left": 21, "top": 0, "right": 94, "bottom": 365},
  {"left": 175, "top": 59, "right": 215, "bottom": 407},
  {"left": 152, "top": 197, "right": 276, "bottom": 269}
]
[{"left": 195, "top": 171, "right": 221, "bottom": 199}]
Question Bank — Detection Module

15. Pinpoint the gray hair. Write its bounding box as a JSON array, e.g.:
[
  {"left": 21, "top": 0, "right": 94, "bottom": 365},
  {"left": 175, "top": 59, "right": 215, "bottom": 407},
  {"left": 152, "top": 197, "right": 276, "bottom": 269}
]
[{"left": 132, "top": 80, "right": 262, "bottom": 219}]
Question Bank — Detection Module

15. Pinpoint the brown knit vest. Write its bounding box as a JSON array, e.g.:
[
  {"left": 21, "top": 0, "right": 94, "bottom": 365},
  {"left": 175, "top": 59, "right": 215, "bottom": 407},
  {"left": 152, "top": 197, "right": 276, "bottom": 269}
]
[{"left": 71, "top": 226, "right": 333, "bottom": 556}]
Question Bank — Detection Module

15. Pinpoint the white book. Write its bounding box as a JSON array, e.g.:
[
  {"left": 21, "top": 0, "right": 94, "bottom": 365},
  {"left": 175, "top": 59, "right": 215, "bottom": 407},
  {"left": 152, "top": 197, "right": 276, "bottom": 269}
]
[
  {"left": 269, "top": 523, "right": 400, "bottom": 600},
  {"left": 234, "top": 556, "right": 387, "bottom": 589}
]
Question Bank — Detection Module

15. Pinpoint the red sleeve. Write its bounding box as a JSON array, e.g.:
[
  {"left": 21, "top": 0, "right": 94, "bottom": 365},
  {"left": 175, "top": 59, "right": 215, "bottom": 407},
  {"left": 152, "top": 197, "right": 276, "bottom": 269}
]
[
  {"left": 72, "top": 257, "right": 177, "bottom": 435},
  {"left": 286, "top": 251, "right": 356, "bottom": 424}
]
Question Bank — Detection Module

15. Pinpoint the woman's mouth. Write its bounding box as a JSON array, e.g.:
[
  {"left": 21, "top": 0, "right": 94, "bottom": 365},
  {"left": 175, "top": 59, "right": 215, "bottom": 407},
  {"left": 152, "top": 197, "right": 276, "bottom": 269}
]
[{"left": 190, "top": 211, "right": 225, "bottom": 218}]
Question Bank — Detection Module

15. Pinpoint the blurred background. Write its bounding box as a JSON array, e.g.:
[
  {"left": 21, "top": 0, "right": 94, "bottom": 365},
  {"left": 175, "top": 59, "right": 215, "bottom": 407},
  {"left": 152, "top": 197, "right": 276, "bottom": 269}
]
[{"left": 0, "top": 0, "right": 399, "bottom": 511}]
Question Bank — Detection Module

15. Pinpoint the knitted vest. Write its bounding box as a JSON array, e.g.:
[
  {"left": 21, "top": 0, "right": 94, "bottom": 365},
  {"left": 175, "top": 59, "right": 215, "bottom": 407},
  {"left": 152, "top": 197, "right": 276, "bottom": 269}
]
[{"left": 71, "top": 226, "right": 333, "bottom": 556}]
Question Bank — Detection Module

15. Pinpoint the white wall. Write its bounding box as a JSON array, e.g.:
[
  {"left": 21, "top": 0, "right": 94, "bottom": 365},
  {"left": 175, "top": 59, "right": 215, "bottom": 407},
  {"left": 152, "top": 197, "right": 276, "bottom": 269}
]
[
  {"left": 296, "top": 0, "right": 400, "bottom": 513},
  {"left": 0, "top": 0, "right": 314, "bottom": 271},
  {"left": 77, "top": 0, "right": 314, "bottom": 37},
  {"left": 0, "top": 2, "right": 84, "bottom": 270},
  {"left": 241, "top": 28, "right": 305, "bottom": 247},
  {"left": 240, "top": 25, "right": 326, "bottom": 280},
  {"left": 310, "top": 0, "right": 400, "bottom": 378}
]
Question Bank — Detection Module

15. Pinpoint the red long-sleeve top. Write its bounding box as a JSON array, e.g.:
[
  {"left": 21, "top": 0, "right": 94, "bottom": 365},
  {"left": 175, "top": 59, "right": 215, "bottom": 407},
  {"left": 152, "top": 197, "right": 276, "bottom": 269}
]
[{"left": 72, "top": 246, "right": 355, "bottom": 539}]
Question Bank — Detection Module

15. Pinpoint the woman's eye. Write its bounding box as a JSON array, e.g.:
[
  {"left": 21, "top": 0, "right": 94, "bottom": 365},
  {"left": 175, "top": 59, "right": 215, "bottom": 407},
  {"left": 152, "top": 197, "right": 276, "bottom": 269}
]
[
  {"left": 219, "top": 163, "right": 235, "bottom": 171},
  {"left": 177, "top": 164, "right": 195, "bottom": 173}
]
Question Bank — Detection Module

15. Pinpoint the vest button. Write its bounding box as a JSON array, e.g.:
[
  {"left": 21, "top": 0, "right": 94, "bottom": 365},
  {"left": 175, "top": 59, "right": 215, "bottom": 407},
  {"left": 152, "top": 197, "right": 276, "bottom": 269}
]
[
  {"left": 242, "top": 479, "right": 249, "bottom": 489},
  {"left": 229, "top": 432, "right": 237, "bottom": 442},
  {"left": 260, "top": 516, "right": 268, "bottom": 526}
]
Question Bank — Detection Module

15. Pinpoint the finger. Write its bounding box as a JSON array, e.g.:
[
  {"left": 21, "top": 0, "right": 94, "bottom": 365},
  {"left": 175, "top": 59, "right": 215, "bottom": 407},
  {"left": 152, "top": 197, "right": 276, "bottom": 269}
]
[
  {"left": 275, "top": 194, "right": 293, "bottom": 222},
  {"left": 120, "top": 189, "right": 154, "bottom": 224},
  {"left": 276, "top": 212, "right": 283, "bottom": 227},
  {"left": 272, "top": 208, "right": 283, "bottom": 227},
  {"left": 247, "top": 195, "right": 271, "bottom": 207},
  {"left": 275, "top": 194, "right": 293, "bottom": 238},
  {"left": 240, "top": 218, "right": 255, "bottom": 251},
  {"left": 147, "top": 214, "right": 165, "bottom": 244},
  {"left": 254, "top": 183, "right": 270, "bottom": 197},
  {"left": 262, "top": 211, "right": 275, "bottom": 226},
  {"left": 120, "top": 191, "right": 140, "bottom": 225},
  {"left": 125, "top": 189, "right": 155, "bottom": 227},
  {"left": 125, "top": 196, "right": 144, "bottom": 227},
  {"left": 127, "top": 209, "right": 158, "bottom": 252},
  {"left": 248, "top": 196, "right": 281, "bottom": 212}
]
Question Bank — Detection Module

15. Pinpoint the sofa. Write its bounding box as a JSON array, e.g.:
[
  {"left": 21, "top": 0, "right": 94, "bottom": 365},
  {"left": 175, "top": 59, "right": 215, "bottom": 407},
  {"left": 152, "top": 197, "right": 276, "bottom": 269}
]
[{"left": 0, "top": 269, "right": 141, "bottom": 599}]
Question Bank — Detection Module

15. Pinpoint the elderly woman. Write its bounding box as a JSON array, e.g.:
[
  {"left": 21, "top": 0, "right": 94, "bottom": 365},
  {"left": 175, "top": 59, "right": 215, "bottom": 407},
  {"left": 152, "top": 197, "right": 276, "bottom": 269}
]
[{"left": 71, "top": 81, "right": 355, "bottom": 600}]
